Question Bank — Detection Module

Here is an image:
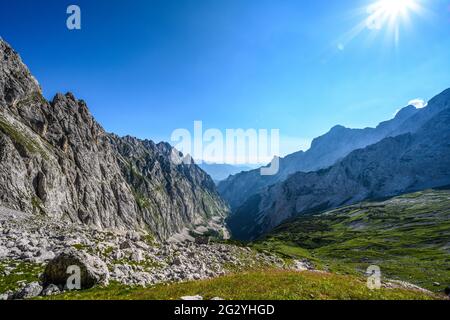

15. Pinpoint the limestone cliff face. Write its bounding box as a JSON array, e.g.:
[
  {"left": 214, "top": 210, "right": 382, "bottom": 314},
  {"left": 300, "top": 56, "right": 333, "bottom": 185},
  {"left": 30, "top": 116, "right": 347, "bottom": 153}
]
[
  {"left": 0, "top": 39, "right": 229, "bottom": 239},
  {"left": 108, "top": 135, "right": 229, "bottom": 239},
  {"left": 228, "top": 89, "right": 450, "bottom": 240}
]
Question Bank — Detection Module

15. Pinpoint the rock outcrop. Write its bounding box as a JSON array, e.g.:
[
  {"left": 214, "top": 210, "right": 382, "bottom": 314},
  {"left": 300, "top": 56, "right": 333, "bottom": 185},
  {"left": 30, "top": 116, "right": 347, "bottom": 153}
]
[{"left": 0, "top": 38, "right": 229, "bottom": 240}]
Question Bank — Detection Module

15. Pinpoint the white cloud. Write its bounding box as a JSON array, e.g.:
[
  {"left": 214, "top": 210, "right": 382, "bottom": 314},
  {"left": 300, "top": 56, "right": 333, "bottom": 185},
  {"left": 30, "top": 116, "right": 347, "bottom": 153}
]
[
  {"left": 408, "top": 98, "right": 427, "bottom": 109},
  {"left": 394, "top": 98, "right": 428, "bottom": 116}
]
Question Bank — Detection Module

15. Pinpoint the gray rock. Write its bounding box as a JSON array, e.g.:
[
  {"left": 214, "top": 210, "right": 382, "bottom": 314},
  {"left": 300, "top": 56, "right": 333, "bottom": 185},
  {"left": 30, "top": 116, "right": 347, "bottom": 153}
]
[
  {"left": 130, "top": 250, "right": 144, "bottom": 263},
  {"left": 43, "top": 248, "right": 109, "bottom": 289},
  {"left": 21, "top": 251, "right": 34, "bottom": 259},
  {"left": 0, "top": 290, "right": 14, "bottom": 300},
  {"left": 181, "top": 295, "right": 203, "bottom": 301},
  {"left": 16, "top": 239, "right": 31, "bottom": 252},
  {"left": 112, "top": 266, "right": 126, "bottom": 278},
  {"left": 0, "top": 246, "right": 8, "bottom": 259},
  {"left": 35, "top": 249, "right": 55, "bottom": 262},
  {"left": 172, "top": 256, "right": 184, "bottom": 266},
  {"left": 126, "top": 231, "right": 140, "bottom": 242},
  {"left": 30, "top": 239, "right": 39, "bottom": 247},
  {"left": 15, "top": 282, "right": 43, "bottom": 299},
  {"left": 9, "top": 247, "right": 21, "bottom": 256},
  {"left": 119, "top": 240, "right": 133, "bottom": 250},
  {"left": 5, "top": 241, "right": 15, "bottom": 248},
  {"left": 292, "top": 259, "right": 314, "bottom": 271},
  {"left": 111, "top": 249, "right": 124, "bottom": 260},
  {"left": 41, "top": 284, "right": 61, "bottom": 296}
]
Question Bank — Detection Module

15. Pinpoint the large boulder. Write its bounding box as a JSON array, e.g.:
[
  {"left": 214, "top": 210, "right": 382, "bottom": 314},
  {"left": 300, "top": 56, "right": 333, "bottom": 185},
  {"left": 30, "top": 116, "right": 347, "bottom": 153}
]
[{"left": 42, "top": 248, "right": 109, "bottom": 289}]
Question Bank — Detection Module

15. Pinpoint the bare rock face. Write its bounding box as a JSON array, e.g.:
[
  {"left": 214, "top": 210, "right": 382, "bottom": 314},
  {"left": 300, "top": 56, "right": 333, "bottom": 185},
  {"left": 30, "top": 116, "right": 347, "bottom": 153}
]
[
  {"left": 108, "top": 135, "right": 229, "bottom": 239},
  {"left": 0, "top": 38, "right": 229, "bottom": 239},
  {"left": 43, "top": 248, "right": 109, "bottom": 289}
]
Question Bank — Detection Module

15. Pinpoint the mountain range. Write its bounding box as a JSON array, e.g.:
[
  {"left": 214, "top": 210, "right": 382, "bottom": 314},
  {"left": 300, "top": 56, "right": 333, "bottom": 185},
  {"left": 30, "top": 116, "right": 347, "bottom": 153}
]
[
  {"left": 1, "top": 37, "right": 449, "bottom": 245},
  {"left": 0, "top": 38, "right": 449, "bottom": 300},
  {"left": 0, "top": 39, "right": 229, "bottom": 240},
  {"left": 218, "top": 99, "right": 444, "bottom": 210},
  {"left": 227, "top": 88, "right": 450, "bottom": 240}
]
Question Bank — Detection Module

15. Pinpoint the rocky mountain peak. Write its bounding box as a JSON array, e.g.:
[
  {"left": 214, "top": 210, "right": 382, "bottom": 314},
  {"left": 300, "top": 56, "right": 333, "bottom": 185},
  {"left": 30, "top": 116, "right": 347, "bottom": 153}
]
[
  {"left": 0, "top": 39, "right": 229, "bottom": 240},
  {"left": 329, "top": 124, "right": 347, "bottom": 132},
  {"left": 50, "top": 91, "right": 102, "bottom": 135}
]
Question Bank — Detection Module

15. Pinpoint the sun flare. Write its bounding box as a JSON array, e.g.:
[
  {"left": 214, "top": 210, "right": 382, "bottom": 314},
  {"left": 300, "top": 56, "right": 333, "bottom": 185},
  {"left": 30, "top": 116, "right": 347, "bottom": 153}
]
[
  {"left": 337, "top": 0, "right": 426, "bottom": 53},
  {"left": 367, "top": 0, "right": 422, "bottom": 29},
  {"left": 376, "top": 0, "right": 417, "bottom": 18}
]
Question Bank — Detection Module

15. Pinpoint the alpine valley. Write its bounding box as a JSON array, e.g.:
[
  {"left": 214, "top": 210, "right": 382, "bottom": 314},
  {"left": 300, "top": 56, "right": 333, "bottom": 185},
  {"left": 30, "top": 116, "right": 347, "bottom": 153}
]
[{"left": 0, "top": 38, "right": 449, "bottom": 301}]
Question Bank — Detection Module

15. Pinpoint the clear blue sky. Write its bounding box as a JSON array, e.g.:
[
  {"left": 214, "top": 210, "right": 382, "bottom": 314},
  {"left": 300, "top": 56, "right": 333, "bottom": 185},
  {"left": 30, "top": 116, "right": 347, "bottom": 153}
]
[{"left": 1, "top": 0, "right": 450, "bottom": 159}]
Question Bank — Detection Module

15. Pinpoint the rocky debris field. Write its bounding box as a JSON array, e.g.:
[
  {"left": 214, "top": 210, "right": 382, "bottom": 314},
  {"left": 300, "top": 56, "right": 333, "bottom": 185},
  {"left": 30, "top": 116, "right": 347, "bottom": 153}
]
[
  {"left": 0, "top": 206, "right": 290, "bottom": 300},
  {"left": 0, "top": 205, "right": 443, "bottom": 300}
]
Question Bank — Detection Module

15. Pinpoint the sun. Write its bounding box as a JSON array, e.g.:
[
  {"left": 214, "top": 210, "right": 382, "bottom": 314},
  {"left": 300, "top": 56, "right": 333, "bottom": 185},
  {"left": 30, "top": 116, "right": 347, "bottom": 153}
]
[
  {"left": 376, "top": 0, "right": 417, "bottom": 18},
  {"left": 366, "top": 0, "right": 422, "bottom": 30},
  {"left": 337, "top": 0, "right": 425, "bottom": 49},
  {"left": 367, "top": 0, "right": 422, "bottom": 29}
]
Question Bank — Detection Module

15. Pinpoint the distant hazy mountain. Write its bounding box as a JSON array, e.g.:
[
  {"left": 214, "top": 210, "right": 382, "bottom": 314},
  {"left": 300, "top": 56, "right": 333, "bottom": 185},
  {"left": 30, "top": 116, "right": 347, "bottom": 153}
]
[
  {"left": 198, "top": 163, "right": 255, "bottom": 183},
  {"left": 219, "top": 101, "right": 422, "bottom": 211},
  {"left": 228, "top": 88, "right": 450, "bottom": 240}
]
